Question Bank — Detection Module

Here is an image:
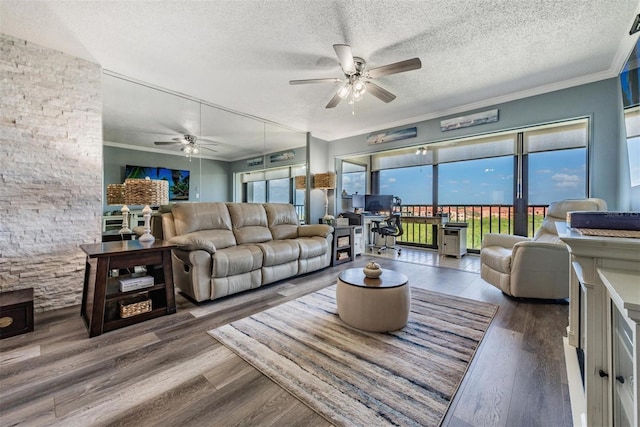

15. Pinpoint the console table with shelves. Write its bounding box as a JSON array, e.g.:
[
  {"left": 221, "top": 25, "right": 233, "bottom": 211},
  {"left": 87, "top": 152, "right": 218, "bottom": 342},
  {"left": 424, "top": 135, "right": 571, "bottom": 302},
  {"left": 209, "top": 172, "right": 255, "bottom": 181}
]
[
  {"left": 80, "top": 240, "right": 177, "bottom": 337},
  {"left": 558, "top": 224, "right": 640, "bottom": 426},
  {"left": 102, "top": 211, "right": 144, "bottom": 232},
  {"left": 332, "top": 226, "right": 362, "bottom": 266}
]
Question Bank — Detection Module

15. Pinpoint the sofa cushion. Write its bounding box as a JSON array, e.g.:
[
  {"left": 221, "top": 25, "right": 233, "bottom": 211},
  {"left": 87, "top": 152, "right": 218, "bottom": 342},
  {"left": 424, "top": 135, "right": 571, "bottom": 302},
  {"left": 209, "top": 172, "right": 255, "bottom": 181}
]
[
  {"left": 172, "top": 202, "right": 233, "bottom": 236},
  {"left": 212, "top": 245, "right": 263, "bottom": 277},
  {"left": 169, "top": 229, "right": 236, "bottom": 252},
  {"left": 264, "top": 203, "right": 299, "bottom": 240},
  {"left": 227, "top": 203, "right": 273, "bottom": 244},
  {"left": 257, "top": 240, "right": 300, "bottom": 266},
  {"left": 297, "top": 236, "right": 329, "bottom": 259}
]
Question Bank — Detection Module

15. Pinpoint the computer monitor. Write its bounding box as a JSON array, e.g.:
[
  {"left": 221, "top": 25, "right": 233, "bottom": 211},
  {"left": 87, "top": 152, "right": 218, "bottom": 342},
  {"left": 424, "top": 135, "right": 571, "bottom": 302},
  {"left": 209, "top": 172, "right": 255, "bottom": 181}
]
[
  {"left": 364, "top": 194, "right": 394, "bottom": 214},
  {"left": 352, "top": 194, "right": 365, "bottom": 210}
]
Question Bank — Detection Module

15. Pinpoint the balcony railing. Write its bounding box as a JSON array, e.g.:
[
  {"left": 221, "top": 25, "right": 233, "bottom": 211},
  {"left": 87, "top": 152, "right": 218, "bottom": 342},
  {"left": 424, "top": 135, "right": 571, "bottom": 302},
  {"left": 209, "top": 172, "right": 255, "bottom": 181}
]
[{"left": 397, "top": 204, "right": 549, "bottom": 252}]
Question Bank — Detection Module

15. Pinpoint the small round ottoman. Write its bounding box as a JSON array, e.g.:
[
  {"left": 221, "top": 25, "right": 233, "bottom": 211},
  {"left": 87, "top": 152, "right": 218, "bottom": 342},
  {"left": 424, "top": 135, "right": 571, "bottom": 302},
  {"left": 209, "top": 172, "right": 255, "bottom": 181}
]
[{"left": 336, "top": 268, "right": 410, "bottom": 332}]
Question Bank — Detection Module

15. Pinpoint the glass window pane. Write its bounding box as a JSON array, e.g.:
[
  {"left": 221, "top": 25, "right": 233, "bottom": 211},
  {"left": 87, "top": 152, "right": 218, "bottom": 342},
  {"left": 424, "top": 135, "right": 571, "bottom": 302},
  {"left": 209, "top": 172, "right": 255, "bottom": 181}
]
[
  {"left": 528, "top": 148, "right": 587, "bottom": 205},
  {"left": 267, "top": 178, "right": 289, "bottom": 203},
  {"left": 248, "top": 181, "right": 266, "bottom": 203},
  {"left": 342, "top": 171, "right": 366, "bottom": 195},
  {"left": 379, "top": 165, "right": 433, "bottom": 205},
  {"left": 439, "top": 156, "right": 513, "bottom": 205}
]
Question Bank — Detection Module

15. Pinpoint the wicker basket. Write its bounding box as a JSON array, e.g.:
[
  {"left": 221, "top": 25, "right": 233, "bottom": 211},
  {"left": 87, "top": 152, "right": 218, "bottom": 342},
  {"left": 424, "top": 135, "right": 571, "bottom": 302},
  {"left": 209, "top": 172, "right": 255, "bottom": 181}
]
[
  {"left": 124, "top": 178, "right": 169, "bottom": 206},
  {"left": 106, "top": 184, "right": 125, "bottom": 205},
  {"left": 119, "top": 295, "right": 152, "bottom": 318}
]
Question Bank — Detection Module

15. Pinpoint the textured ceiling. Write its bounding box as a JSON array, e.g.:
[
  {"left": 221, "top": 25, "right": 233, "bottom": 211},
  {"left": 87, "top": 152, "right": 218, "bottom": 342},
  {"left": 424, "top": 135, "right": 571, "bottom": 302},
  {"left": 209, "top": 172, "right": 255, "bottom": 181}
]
[{"left": 1, "top": 0, "right": 639, "bottom": 161}]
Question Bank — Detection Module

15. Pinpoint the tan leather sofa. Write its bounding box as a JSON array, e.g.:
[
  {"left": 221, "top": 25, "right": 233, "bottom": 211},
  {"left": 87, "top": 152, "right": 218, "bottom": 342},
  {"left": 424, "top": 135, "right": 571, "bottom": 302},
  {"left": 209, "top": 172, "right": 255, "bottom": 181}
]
[
  {"left": 161, "top": 202, "right": 333, "bottom": 302},
  {"left": 480, "top": 198, "right": 607, "bottom": 299}
]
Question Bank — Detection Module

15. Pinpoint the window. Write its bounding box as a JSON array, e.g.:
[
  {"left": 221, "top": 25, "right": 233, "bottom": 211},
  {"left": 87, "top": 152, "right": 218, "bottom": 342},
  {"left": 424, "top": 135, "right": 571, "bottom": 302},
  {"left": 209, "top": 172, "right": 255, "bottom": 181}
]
[
  {"left": 267, "top": 178, "right": 289, "bottom": 203},
  {"left": 341, "top": 161, "right": 366, "bottom": 195},
  {"left": 625, "top": 106, "right": 640, "bottom": 187},
  {"left": 247, "top": 180, "right": 266, "bottom": 203},
  {"left": 240, "top": 166, "right": 305, "bottom": 221},
  {"left": 438, "top": 156, "right": 513, "bottom": 205},
  {"left": 348, "top": 118, "right": 589, "bottom": 250},
  {"left": 524, "top": 120, "right": 588, "bottom": 204},
  {"left": 379, "top": 165, "right": 433, "bottom": 205},
  {"left": 528, "top": 148, "right": 587, "bottom": 204}
]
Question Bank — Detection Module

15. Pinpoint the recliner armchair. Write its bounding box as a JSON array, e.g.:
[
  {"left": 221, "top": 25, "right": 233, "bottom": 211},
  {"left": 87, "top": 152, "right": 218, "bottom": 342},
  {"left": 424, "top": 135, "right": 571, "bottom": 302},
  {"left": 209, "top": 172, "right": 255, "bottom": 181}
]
[{"left": 480, "top": 198, "right": 607, "bottom": 299}]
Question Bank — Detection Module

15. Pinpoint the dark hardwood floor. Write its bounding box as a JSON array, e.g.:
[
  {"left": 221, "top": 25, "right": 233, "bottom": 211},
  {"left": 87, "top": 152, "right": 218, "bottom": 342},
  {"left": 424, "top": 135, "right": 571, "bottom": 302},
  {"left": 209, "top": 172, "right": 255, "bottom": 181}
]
[{"left": 0, "top": 248, "right": 572, "bottom": 426}]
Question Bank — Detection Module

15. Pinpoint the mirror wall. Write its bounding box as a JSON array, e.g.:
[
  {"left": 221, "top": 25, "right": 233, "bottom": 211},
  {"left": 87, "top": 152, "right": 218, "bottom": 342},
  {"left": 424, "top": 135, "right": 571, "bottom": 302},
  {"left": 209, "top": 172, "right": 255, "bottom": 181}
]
[{"left": 102, "top": 72, "right": 308, "bottom": 208}]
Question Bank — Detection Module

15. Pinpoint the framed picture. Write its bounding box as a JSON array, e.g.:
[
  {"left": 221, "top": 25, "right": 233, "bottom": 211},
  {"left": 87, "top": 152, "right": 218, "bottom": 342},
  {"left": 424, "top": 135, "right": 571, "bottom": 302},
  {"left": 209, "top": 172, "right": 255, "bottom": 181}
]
[
  {"left": 367, "top": 127, "right": 417, "bottom": 145},
  {"left": 125, "top": 165, "right": 190, "bottom": 201}
]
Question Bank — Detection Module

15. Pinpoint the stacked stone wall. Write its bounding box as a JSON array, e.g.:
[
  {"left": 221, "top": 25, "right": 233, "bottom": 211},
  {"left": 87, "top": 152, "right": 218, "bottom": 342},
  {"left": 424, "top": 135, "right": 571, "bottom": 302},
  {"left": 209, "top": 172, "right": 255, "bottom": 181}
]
[{"left": 0, "top": 34, "right": 102, "bottom": 312}]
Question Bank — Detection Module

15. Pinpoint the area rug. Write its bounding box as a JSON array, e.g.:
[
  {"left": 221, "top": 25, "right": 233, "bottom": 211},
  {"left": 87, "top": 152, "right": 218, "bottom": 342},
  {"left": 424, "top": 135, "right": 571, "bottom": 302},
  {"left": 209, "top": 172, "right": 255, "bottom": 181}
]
[{"left": 208, "top": 285, "right": 498, "bottom": 426}]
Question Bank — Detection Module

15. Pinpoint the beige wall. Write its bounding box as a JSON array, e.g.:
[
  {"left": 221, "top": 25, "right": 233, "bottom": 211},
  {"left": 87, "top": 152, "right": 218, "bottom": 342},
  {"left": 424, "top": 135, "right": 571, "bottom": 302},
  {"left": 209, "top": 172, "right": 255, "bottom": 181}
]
[{"left": 0, "top": 35, "right": 102, "bottom": 312}]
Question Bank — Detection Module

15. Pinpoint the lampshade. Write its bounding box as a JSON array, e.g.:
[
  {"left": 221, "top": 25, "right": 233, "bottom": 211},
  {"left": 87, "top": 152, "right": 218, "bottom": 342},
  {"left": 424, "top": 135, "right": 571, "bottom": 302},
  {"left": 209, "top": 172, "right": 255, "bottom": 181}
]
[
  {"left": 295, "top": 175, "right": 306, "bottom": 190},
  {"left": 124, "top": 178, "right": 169, "bottom": 206},
  {"left": 124, "top": 178, "right": 169, "bottom": 243},
  {"left": 106, "top": 184, "right": 125, "bottom": 205},
  {"left": 313, "top": 172, "right": 336, "bottom": 190}
]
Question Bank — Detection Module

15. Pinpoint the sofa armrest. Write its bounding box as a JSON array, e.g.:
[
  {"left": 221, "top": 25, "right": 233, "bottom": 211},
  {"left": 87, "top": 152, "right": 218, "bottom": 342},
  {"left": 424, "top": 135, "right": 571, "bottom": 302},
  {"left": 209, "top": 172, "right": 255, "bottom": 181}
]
[
  {"left": 168, "top": 235, "right": 217, "bottom": 254},
  {"left": 481, "top": 233, "right": 531, "bottom": 249},
  {"left": 298, "top": 224, "right": 334, "bottom": 238}
]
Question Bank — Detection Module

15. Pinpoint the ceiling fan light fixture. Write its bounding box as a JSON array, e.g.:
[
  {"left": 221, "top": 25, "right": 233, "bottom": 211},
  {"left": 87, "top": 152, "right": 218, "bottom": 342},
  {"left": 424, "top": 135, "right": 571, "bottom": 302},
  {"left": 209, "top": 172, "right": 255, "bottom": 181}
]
[
  {"left": 353, "top": 79, "right": 366, "bottom": 92},
  {"left": 337, "top": 84, "right": 351, "bottom": 99}
]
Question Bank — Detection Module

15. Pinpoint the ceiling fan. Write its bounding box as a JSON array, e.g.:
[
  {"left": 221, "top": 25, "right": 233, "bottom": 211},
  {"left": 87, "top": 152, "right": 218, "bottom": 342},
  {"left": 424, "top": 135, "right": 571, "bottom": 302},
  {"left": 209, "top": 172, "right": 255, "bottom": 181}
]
[
  {"left": 154, "top": 134, "right": 218, "bottom": 158},
  {"left": 289, "top": 44, "right": 421, "bottom": 110}
]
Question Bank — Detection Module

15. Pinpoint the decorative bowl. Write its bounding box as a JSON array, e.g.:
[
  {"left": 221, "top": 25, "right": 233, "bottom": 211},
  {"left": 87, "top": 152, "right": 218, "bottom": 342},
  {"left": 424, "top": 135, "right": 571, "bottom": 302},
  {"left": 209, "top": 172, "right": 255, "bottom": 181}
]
[{"left": 363, "top": 262, "right": 382, "bottom": 279}]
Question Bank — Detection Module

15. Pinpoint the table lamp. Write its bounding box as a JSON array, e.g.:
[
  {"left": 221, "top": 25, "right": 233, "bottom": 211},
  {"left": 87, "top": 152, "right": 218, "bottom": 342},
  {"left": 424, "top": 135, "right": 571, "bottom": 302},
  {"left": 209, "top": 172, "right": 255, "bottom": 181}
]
[
  {"left": 313, "top": 172, "right": 336, "bottom": 219},
  {"left": 106, "top": 183, "right": 131, "bottom": 233},
  {"left": 124, "top": 177, "right": 169, "bottom": 242},
  {"left": 295, "top": 175, "right": 306, "bottom": 190}
]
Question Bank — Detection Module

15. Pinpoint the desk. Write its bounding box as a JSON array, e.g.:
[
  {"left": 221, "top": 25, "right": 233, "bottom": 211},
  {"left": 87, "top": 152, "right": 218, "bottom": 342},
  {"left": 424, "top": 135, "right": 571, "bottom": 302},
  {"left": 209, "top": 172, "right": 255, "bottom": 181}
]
[
  {"left": 363, "top": 215, "right": 386, "bottom": 247},
  {"left": 365, "top": 215, "right": 449, "bottom": 251}
]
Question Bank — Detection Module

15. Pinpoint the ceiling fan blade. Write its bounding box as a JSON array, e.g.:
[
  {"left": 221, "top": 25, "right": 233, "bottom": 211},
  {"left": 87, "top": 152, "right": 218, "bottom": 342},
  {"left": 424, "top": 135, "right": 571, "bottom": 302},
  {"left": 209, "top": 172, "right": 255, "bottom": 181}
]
[
  {"left": 197, "top": 138, "right": 220, "bottom": 145},
  {"left": 325, "top": 92, "right": 343, "bottom": 109},
  {"left": 333, "top": 44, "right": 356, "bottom": 75},
  {"left": 289, "top": 78, "right": 342, "bottom": 85},
  {"left": 200, "top": 146, "right": 218, "bottom": 152},
  {"left": 367, "top": 58, "right": 422, "bottom": 79},
  {"left": 365, "top": 82, "right": 397, "bottom": 103},
  {"left": 154, "top": 140, "right": 182, "bottom": 146}
]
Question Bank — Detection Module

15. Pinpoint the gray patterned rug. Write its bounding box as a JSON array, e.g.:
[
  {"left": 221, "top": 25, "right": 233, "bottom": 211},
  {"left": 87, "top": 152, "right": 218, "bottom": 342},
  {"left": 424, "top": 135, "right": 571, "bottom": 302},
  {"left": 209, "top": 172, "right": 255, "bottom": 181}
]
[{"left": 208, "top": 285, "right": 497, "bottom": 426}]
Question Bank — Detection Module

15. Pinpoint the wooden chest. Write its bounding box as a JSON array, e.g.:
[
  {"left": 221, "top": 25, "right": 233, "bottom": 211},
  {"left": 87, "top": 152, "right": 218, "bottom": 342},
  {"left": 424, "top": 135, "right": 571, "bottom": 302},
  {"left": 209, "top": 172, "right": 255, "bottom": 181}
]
[{"left": 0, "top": 288, "right": 34, "bottom": 339}]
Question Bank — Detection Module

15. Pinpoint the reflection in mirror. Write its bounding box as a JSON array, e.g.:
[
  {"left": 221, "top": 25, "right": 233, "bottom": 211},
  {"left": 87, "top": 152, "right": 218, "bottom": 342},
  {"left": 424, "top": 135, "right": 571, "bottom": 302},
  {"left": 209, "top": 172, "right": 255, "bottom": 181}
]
[
  {"left": 102, "top": 71, "right": 307, "bottom": 163},
  {"left": 620, "top": 39, "right": 639, "bottom": 187},
  {"left": 102, "top": 71, "right": 309, "bottom": 211}
]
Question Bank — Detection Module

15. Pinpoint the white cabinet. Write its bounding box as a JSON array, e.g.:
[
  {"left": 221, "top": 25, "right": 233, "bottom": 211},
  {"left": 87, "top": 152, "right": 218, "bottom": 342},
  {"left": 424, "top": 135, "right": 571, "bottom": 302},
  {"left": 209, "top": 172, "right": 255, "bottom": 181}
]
[
  {"left": 353, "top": 226, "right": 364, "bottom": 256},
  {"left": 559, "top": 224, "right": 640, "bottom": 427},
  {"left": 441, "top": 225, "right": 467, "bottom": 258}
]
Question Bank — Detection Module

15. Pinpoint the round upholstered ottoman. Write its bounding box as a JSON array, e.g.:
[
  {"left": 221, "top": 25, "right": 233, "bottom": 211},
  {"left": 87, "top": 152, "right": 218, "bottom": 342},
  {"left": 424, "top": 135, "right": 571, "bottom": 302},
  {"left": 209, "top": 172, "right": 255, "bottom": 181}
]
[{"left": 336, "top": 268, "right": 410, "bottom": 332}]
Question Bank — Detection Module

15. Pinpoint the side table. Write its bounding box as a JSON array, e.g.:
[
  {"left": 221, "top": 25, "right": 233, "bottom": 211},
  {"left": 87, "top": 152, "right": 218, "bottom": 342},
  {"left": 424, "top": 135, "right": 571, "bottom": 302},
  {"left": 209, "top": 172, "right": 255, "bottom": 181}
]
[
  {"left": 336, "top": 268, "right": 410, "bottom": 332},
  {"left": 80, "top": 240, "right": 177, "bottom": 337},
  {"left": 101, "top": 230, "right": 137, "bottom": 242}
]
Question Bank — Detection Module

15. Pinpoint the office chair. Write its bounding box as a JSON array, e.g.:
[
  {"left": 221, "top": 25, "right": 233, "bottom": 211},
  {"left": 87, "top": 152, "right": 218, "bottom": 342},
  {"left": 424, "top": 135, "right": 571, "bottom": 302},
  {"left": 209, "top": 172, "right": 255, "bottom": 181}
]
[{"left": 372, "top": 214, "right": 403, "bottom": 255}]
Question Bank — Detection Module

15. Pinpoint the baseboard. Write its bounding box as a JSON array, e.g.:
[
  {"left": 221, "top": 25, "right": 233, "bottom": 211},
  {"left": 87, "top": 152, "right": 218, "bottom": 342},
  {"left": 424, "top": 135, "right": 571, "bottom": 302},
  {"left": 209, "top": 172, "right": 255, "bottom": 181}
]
[{"left": 563, "top": 337, "right": 586, "bottom": 427}]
